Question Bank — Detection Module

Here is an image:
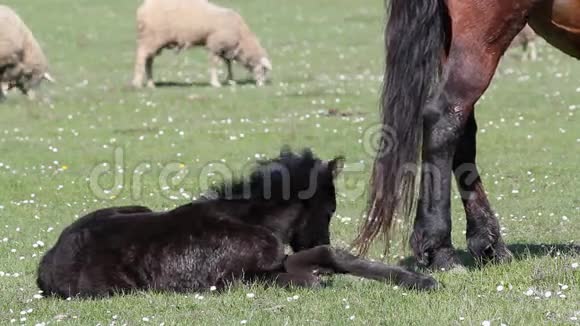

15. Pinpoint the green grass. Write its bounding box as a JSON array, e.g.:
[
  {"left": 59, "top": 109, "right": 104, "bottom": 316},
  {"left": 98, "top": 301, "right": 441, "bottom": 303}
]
[{"left": 0, "top": 0, "right": 578, "bottom": 324}]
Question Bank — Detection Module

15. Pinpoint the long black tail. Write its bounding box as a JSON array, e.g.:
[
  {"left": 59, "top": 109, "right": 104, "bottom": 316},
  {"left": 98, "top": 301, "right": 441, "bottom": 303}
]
[{"left": 354, "top": 0, "right": 449, "bottom": 255}]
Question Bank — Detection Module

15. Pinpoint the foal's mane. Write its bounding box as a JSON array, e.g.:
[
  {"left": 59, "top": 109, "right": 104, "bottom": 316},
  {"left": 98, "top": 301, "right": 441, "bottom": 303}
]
[{"left": 213, "top": 148, "right": 328, "bottom": 201}]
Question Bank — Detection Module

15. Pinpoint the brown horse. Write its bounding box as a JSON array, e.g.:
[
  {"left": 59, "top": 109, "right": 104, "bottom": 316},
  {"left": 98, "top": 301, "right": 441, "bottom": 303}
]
[{"left": 355, "top": 0, "right": 579, "bottom": 270}]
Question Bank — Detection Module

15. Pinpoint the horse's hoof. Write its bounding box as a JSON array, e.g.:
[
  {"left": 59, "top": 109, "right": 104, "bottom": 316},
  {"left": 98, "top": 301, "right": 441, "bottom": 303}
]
[
  {"left": 468, "top": 235, "right": 513, "bottom": 265},
  {"left": 418, "top": 247, "right": 463, "bottom": 271},
  {"left": 484, "top": 243, "right": 513, "bottom": 264}
]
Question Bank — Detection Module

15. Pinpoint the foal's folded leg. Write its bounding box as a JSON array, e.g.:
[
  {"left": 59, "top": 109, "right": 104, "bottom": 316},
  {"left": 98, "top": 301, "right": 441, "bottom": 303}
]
[
  {"left": 249, "top": 268, "right": 321, "bottom": 288},
  {"left": 284, "top": 246, "right": 439, "bottom": 290},
  {"left": 270, "top": 272, "right": 321, "bottom": 288}
]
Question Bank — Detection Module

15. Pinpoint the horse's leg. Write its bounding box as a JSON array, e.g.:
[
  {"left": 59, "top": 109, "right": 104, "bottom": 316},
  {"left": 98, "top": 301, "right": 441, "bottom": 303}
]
[
  {"left": 412, "top": 2, "right": 530, "bottom": 269},
  {"left": 453, "top": 113, "right": 512, "bottom": 263},
  {"left": 284, "top": 246, "right": 438, "bottom": 290}
]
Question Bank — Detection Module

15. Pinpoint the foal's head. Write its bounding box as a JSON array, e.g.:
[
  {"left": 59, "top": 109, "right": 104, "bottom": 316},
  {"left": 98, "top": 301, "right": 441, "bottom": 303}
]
[
  {"left": 258, "top": 148, "right": 344, "bottom": 252},
  {"left": 216, "top": 148, "right": 344, "bottom": 252}
]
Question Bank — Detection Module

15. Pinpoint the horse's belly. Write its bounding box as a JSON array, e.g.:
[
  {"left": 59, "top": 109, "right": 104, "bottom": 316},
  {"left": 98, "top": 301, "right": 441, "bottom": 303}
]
[{"left": 529, "top": 0, "right": 580, "bottom": 59}]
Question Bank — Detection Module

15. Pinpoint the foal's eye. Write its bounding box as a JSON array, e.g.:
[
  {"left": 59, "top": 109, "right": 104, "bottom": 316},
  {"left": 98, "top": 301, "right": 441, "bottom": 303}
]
[{"left": 328, "top": 206, "right": 336, "bottom": 216}]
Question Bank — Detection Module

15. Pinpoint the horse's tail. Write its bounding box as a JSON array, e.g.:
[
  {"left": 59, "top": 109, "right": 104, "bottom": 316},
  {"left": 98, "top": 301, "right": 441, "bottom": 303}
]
[{"left": 354, "top": 0, "right": 449, "bottom": 255}]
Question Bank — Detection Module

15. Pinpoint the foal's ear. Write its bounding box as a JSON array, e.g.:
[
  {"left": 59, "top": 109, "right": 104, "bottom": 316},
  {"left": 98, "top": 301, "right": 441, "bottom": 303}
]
[
  {"left": 279, "top": 145, "right": 292, "bottom": 157},
  {"left": 328, "top": 156, "right": 345, "bottom": 179}
]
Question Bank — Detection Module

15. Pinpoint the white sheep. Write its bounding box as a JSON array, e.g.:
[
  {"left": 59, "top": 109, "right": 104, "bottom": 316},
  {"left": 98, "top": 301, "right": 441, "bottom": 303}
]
[
  {"left": 510, "top": 24, "right": 538, "bottom": 61},
  {"left": 132, "top": 0, "right": 272, "bottom": 88},
  {"left": 0, "top": 5, "right": 53, "bottom": 100}
]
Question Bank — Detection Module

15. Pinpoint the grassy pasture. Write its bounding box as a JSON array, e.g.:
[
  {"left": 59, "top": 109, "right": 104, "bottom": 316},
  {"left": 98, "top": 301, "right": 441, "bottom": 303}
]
[{"left": 0, "top": 0, "right": 578, "bottom": 324}]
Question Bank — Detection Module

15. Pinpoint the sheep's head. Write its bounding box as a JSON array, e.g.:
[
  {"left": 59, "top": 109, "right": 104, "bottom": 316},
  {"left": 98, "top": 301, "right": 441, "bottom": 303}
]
[
  {"left": 253, "top": 57, "right": 272, "bottom": 87},
  {"left": 5, "top": 63, "right": 54, "bottom": 98},
  {"left": 17, "top": 69, "right": 53, "bottom": 93}
]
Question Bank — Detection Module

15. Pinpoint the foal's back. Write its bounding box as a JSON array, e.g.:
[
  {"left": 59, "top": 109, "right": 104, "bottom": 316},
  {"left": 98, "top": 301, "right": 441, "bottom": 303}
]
[{"left": 37, "top": 202, "right": 284, "bottom": 298}]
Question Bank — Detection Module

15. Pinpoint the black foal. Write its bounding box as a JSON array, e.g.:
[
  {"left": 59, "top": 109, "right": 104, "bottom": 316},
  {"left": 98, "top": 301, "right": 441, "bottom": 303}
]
[{"left": 37, "top": 148, "right": 437, "bottom": 298}]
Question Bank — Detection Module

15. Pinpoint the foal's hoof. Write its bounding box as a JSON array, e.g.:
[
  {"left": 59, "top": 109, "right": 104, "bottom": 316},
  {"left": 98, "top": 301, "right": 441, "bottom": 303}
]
[
  {"left": 413, "top": 276, "right": 441, "bottom": 291},
  {"left": 415, "top": 276, "right": 440, "bottom": 291},
  {"left": 400, "top": 273, "right": 440, "bottom": 291},
  {"left": 468, "top": 235, "right": 513, "bottom": 265}
]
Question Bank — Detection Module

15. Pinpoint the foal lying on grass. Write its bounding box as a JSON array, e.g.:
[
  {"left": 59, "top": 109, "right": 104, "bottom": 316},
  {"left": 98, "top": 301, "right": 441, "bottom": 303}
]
[{"left": 37, "top": 149, "right": 437, "bottom": 298}]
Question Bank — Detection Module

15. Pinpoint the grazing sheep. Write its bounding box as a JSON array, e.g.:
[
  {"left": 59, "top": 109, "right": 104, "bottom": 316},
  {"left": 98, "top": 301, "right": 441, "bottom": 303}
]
[
  {"left": 510, "top": 24, "right": 538, "bottom": 61},
  {"left": 0, "top": 5, "right": 53, "bottom": 100},
  {"left": 132, "top": 0, "right": 272, "bottom": 88}
]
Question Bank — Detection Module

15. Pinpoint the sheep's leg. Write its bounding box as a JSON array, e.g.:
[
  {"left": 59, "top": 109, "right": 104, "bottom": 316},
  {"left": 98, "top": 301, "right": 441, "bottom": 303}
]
[
  {"left": 254, "top": 66, "right": 267, "bottom": 87},
  {"left": 145, "top": 57, "right": 155, "bottom": 88},
  {"left": 225, "top": 59, "right": 234, "bottom": 85},
  {"left": 14, "top": 83, "right": 35, "bottom": 100},
  {"left": 132, "top": 46, "right": 150, "bottom": 88},
  {"left": 0, "top": 82, "right": 6, "bottom": 101},
  {"left": 528, "top": 41, "right": 538, "bottom": 61},
  {"left": 209, "top": 53, "right": 222, "bottom": 88},
  {"left": 21, "top": 88, "right": 35, "bottom": 101},
  {"left": 523, "top": 41, "right": 533, "bottom": 61}
]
